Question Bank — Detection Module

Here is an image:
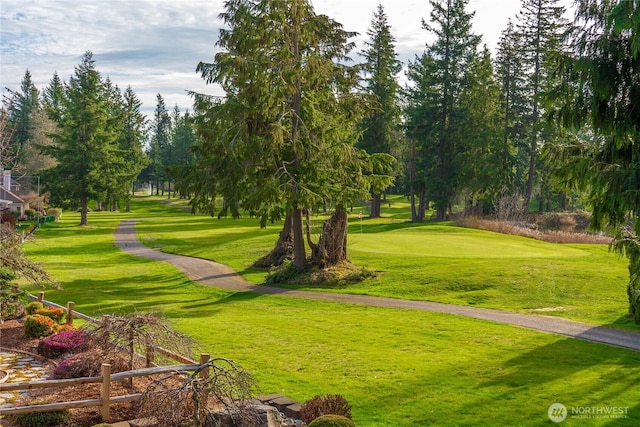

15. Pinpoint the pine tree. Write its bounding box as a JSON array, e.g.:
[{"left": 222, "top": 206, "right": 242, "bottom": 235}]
[
  {"left": 40, "top": 51, "right": 120, "bottom": 225},
  {"left": 358, "top": 4, "right": 402, "bottom": 218},
  {"left": 192, "top": 0, "right": 371, "bottom": 269},
  {"left": 459, "top": 46, "right": 509, "bottom": 211},
  {"left": 146, "top": 94, "right": 170, "bottom": 196},
  {"left": 3, "top": 70, "right": 40, "bottom": 171},
  {"left": 117, "top": 86, "right": 148, "bottom": 210},
  {"left": 406, "top": 0, "right": 480, "bottom": 221},
  {"left": 516, "top": 0, "right": 567, "bottom": 210},
  {"left": 495, "top": 19, "right": 530, "bottom": 198},
  {"left": 549, "top": 0, "right": 640, "bottom": 321}
]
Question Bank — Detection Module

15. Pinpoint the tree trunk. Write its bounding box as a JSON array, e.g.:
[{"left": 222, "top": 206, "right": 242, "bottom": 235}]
[
  {"left": 80, "top": 196, "right": 88, "bottom": 226},
  {"left": 292, "top": 206, "right": 306, "bottom": 269},
  {"left": 410, "top": 190, "right": 418, "bottom": 222},
  {"left": 370, "top": 194, "right": 381, "bottom": 218},
  {"left": 418, "top": 188, "right": 427, "bottom": 222},
  {"left": 252, "top": 213, "right": 294, "bottom": 268},
  {"left": 311, "top": 208, "right": 348, "bottom": 268}
]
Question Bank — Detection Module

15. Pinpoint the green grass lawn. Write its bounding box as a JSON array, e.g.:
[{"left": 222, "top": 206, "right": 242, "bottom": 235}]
[
  {"left": 131, "top": 196, "right": 632, "bottom": 328},
  {"left": 22, "top": 196, "right": 640, "bottom": 426}
]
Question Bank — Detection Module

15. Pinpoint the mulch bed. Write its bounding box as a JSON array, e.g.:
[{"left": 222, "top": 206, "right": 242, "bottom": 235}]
[{"left": 1, "top": 319, "right": 145, "bottom": 427}]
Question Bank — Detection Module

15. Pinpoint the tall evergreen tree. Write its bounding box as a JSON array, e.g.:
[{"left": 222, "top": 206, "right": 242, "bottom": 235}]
[
  {"left": 146, "top": 94, "right": 170, "bottom": 195},
  {"left": 406, "top": 0, "right": 480, "bottom": 221},
  {"left": 117, "top": 86, "right": 148, "bottom": 210},
  {"left": 167, "top": 108, "right": 197, "bottom": 199},
  {"left": 516, "top": 0, "right": 567, "bottom": 210},
  {"left": 193, "top": 0, "right": 373, "bottom": 269},
  {"left": 40, "top": 51, "right": 119, "bottom": 225},
  {"left": 495, "top": 19, "right": 530, "bottom": 197},
  {"left": 358, "top": 4, "right": 402, "bottom": 218},
  {"left": 549, "top": 0, "right": 640, "bottom": 321},
  {"left": 3, "top": 70, "right": 40, "bottom": 171},
  {"left": 459, "top": 46, "right": 509, "bottom": 211},
  {"left": 42, "top": 72, "right": 66, "bottom": 124}
]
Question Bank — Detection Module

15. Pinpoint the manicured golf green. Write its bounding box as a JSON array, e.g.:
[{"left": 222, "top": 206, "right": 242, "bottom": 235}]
[{"left": 22, "top": 197, "right": 640, "bottom": 426}]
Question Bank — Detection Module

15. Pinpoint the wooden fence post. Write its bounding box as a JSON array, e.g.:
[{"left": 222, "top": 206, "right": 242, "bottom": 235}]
[
  {"left": 146, "top": 344, "right": 155, "bottom": 367},
  {"left": 37, "top": 292, "right": 44, "bottom": 302},
  {"left": 101, "top": 363, "right": 111, "bottom": 422},
  {"left": 199, "top": 353, "right": 210, "bottom": 379},
  {"left": 66, "top": 302, "right": 75, "bottom": 325}
]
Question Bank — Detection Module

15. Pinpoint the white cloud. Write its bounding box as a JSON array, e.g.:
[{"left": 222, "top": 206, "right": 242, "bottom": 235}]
[{"left": 1, "top": 0, "right": 572, "bottom": 116}]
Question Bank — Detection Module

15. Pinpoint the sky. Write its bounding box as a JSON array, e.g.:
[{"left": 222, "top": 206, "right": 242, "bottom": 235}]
[{"left": 0, "top": 0, "right": 573, "bottom": 117}]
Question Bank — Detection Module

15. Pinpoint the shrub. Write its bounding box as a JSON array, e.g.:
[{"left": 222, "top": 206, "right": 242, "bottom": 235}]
[
  {"left": 47, "top": 208, "right": 62, "bottom": 220},
  {"left": 54, "top": 349, "right": 129, "bottom": 379},
  {"left": 0, "top": 268, "right": 24, "bottom": 320},
  {"left": 23, "top": 314, "right": 56, "bottom": 338},
  {"left": 1, "top": 211, "right": 17, "bottom": 228},
  {"left": 308, "top": 414, "right": 357, "bottom": 427},
  {"left": 37, "top": 329, "right": 89, "bottom": 359},
  {"left": 299, "top": 394, "right": 353, "bottom": 425},
  {"left": 35, "top": 306, "right": 65, "bottom": 323},
  {"left": 54, "top": 323, "right": 76, "bottom": 333},
  {"left": 8, "top": 408, "right": 71, "bottom": 427},
  {"left": 25, "top": 301, "right": 44, "bottom": 315}
]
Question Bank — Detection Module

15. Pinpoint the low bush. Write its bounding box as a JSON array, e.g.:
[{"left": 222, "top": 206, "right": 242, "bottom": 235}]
[
  {"left": 8, "top": 408, "right": 71, "bottom": 427},
  {"left": 53, "top": 349, "right": 129, "bottom": 379},
  {"left": 37, "top": 329, "right": 89, "bottom": 359},
  {"left": 23, "top": 314, "right": 56, "bottom": 338},
  {"left": 25, "top": 301, "right": 44, "bottom": 315},
  {"left": 24, "top": 208, "right": 37, "bottom": 219},
  {"left": 46, "top": 208, "right": 62, "bottom": 220},
  {"left": 308, "top": 414, "right": 357, "bottom": 427},
  {"left": 35, "top": 306, "right": 65, "bottom": 323},
  {"left": 54, "top": 323, "right": 76, "bottom": 333},
  {"left": 299, "top": 394, "right": 353, "bottom": 425}
]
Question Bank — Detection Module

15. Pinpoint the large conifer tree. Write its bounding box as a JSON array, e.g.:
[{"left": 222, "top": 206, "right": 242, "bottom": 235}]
[
  {"left": 41, "top": 51, "right": 120, "bottom": 225},
  {"left": 192, "top": 0, "right": 372, "bottom": 269},
  {"left": 550, "top": 0, "right": 640, "bottom": 322},
  {"left": 358, "top": 4, "right": 402, "bottom": 218},
  {"left": 406, "top": 0, "right": 480, "bottom": 221},
  {"left": 516, "top": 0, "right": 567, "bottom": 210}
]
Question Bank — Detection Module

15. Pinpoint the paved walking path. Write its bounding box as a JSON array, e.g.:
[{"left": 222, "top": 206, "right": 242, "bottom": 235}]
[{"left": 115, "top": 220, "right": 640, "bottom": 352}]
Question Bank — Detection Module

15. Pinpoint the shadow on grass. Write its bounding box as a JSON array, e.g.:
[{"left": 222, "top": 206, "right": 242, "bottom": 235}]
[{"left": 475, "top": 336, "right": 640, "bottom": 424}]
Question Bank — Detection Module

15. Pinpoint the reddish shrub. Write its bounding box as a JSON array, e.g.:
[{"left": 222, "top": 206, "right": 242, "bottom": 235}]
[
  {"left": 299, "top": 394, "right": 353, "bottom": 425},
  {"left": 53, "top": 349, "right": 129, "bottom": 379},
  {"left": 37, "top": 329, "right": 89, "bottom": 359}
]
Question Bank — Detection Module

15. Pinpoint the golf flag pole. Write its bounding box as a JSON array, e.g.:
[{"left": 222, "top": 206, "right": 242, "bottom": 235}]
[{"left": 359, "top": 211, "right": 362, "bottom": 233}]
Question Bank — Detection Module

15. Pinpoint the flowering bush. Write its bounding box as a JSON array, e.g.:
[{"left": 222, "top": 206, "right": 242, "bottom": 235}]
[
  {"left": 23, "top": 314, "right": 56, "bottom": 338},
  {"left": 35, "top": 306, "right": 65, "bottom": 323},
  {"left": 37, "top": 329, "right": 89, "bottom": 359}
]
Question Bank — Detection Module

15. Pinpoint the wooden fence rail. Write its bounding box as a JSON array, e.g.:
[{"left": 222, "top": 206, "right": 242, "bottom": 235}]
[
  {"left": 0, "top": 361, "right": 209, "bottom": 421},
  {"left": 6, "top": 292, "right": 211, "bottom": 422}
]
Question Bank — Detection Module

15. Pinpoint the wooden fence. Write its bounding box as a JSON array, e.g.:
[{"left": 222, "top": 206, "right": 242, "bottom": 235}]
[{"left": 1, "top": 292, "right": 210, "bottom": 422}]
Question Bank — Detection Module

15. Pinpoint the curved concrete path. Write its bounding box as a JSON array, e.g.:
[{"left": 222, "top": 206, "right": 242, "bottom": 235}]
[{"left": 115, "top": 220, "right": 640, "bottom": 352}]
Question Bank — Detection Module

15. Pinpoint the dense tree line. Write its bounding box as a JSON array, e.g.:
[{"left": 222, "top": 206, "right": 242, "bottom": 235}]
[{"left": 1, "top": 54, "right": 199, "bottom": 224}]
